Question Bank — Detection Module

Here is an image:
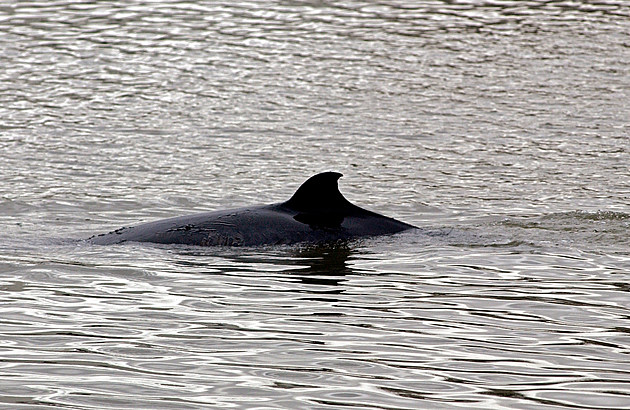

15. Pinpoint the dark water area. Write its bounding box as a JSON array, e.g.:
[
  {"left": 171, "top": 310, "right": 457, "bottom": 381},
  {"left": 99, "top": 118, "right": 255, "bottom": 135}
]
[{"left": 1, "top": 1, "right": 630, "bottom": 408}]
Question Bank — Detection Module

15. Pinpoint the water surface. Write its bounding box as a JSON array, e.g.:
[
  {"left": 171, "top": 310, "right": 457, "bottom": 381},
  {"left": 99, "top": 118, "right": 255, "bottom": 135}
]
[{"left": 1, "top": 1, "right": 629, "bottom": 408}]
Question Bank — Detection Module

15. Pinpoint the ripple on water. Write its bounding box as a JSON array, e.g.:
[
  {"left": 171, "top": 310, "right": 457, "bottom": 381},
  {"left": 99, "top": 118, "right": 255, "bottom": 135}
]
[
  {"left": 1, "top": 236, "right": 630, "bottom": 408},
  {"left": 2, "top": 0, "right": 630, "bottom": 408}
]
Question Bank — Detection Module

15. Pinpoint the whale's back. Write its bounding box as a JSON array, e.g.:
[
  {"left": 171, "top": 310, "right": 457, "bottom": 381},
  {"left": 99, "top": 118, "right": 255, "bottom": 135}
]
[{"left": 89, "top": 172, "right": 416, "bottom": 247}]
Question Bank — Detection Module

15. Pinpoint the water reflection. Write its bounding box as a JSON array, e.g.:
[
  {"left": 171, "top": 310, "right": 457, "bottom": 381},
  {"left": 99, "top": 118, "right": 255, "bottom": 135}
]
[
  {"left": 287, "top": 243, "right": 355, "bottom": 282},
  {"left": 170, "top": 242, "right": 357, "bottom": 288}
]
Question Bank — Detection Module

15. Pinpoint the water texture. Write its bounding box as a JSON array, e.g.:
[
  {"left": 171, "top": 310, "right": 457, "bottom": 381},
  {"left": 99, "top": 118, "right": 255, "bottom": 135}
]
[{"left": 1, "top": 1, "right": 629, "bottom": 408}]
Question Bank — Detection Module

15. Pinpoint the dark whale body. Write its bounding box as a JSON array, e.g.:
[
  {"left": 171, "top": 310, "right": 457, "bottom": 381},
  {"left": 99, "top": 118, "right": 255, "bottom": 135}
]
[{"left": 89, "top": 172, "right": 416, "bottom": 247}]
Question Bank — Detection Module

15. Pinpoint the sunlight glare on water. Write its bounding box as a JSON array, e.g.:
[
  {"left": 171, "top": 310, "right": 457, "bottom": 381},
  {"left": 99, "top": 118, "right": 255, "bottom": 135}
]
[{"left": 1, "top": 0, "right": 630, "bottom": 409}]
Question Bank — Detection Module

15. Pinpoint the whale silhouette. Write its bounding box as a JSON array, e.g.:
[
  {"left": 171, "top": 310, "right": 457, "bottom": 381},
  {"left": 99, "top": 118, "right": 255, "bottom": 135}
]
[{"left": 89, "top": 172, "right": 416, "bottom": 246}]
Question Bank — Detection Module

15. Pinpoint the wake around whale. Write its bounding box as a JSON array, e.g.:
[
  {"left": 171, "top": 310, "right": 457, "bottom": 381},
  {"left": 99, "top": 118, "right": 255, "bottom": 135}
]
[{"left": 89, "top": 172, "right": 416, "bottom": 247}]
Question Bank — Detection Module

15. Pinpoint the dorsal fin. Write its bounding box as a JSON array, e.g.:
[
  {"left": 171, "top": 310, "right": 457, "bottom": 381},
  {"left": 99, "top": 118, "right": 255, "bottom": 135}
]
[{"left": 283, "top": 172, "right": 353, "bottom": 212}]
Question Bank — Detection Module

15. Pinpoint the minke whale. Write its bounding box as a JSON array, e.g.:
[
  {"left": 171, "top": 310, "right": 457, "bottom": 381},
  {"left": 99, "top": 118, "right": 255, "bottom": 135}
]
[{"left": 89, "top": 172, "right": 416, "bottom": 247}]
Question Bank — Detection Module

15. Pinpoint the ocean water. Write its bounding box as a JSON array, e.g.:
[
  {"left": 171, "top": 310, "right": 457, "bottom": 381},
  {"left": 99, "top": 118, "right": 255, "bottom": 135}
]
[{"left": 1, "top": 1, "right": 629, "bottom": 408}]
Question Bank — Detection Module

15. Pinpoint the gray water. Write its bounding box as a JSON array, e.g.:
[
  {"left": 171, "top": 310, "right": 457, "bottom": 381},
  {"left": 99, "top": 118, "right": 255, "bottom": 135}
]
[{"left": 1, "top": 1, "right": 630, "bottom": 408}]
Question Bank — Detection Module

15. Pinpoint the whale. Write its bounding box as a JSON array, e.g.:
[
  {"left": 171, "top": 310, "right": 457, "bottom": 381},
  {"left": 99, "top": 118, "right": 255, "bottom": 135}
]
[{"left": 89, "top": 172, "right": 416, "bottom": 247}]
